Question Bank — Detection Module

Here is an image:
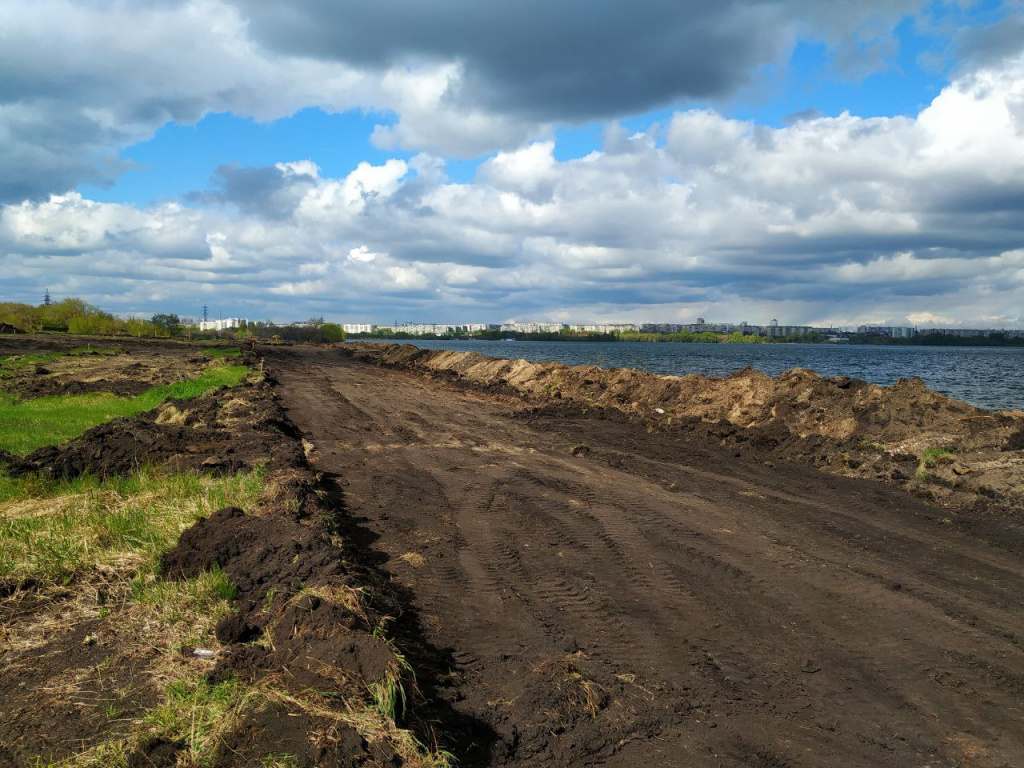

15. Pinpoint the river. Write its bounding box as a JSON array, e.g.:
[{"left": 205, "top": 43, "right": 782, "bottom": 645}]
[{"left": 360, "top": 339, "right": 1024, "bottom": 412}]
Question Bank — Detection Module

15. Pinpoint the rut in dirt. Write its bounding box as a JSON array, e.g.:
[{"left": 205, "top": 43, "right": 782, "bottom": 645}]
[{"left": 265, "top": 345, "right": 1024, "bottom": 768}]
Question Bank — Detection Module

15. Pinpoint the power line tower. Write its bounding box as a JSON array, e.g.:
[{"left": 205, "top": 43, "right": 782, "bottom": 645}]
[
  {"left": 43, "top": 289, "right": 51, "bottom": 306},
  {"left": 203, "top": 305, "right": 209, "bottom": 323}
]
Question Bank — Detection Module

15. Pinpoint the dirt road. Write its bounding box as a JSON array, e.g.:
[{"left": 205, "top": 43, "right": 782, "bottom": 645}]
[{"left": 266, "top": 346, "right": 1024, "bottom": 767}]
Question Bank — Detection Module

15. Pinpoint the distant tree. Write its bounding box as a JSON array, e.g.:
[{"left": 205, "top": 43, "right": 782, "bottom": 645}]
[
  {"left": 151, "top": 313, "right": 181, "bottom": 336},
  {"left": 308, "top": 316, "right": 325, "bottom": 328},
  {"left": 319, "top": 323, "right": 345, "bottom": 342},
  {"left": 0, "top": 302, "right": 43, "bottom": 332},
  {"left": 41, "top": 298, "right": 95, "bottom": 330}
]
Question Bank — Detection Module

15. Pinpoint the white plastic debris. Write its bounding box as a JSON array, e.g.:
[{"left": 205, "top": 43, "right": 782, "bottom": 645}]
[
  {"left": 190, "top": 648, "right": 216, "bottom": 659},
  {"left": 654, "top": 408, "right": 665, "bottom": 414}
]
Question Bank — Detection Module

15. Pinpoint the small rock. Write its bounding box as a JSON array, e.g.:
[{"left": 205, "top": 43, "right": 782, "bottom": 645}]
[
  {"left": 951, "top": 463, "right": 974, "bottom": 476},
  {"left": 801, "top": 660, "right": 821, "bottom": 674}
]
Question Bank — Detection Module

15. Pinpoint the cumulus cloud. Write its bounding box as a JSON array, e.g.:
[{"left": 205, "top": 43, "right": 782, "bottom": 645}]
[
  {"left": 242, "top": 0, "right": 928, "bottom": 120},
  {"left": 2, "top": 52, "right": 1023, "bottom": 326},
  {"left": 1, "top": 0, "right": 955, "bottom": 201}
]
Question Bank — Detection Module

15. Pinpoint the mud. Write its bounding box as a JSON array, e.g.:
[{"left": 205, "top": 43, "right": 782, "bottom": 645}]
[
  {"left": 340, "top": 342, "right": 1024, "bottom": 512},
  {"left": 265, "top": 344, "right": 1024, "bottom": 767},
  {"left": 161, "top": 505, "right": 395, "bottom": 692}
]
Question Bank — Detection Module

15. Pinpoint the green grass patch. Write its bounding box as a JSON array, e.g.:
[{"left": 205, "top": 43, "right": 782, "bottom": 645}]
[
  {"left": 915, "top": 447, "right": 957, "bottom": 483},
  {"left": 920, "top": 447, "right": 956, "bottom": 466},
  {"left": 0, "top": 364, "right": 248, "bottom": 455},
  {"left": 200, "top": 346, "right": 241, "bottom": 359},
  {"left": 0, "top": 465, "right": 265, "bottom": 585},
  {"left": 144, "top": 677, "right": 251, "bottom": 765}
]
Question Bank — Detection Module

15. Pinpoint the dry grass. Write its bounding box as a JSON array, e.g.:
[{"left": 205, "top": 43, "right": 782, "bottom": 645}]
[
  {"left": 9, "top": 565, "right": 243, "bottom": 768},
  {"left": 0, "top": 466, "right": 266, "bottom": 586}
]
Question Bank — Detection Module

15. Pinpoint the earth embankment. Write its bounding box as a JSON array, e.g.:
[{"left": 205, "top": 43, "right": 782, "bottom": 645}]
[
  {"left": 340, "top": 342, "right": 1024, "bottom": 513},
  {"left": 265, "top": 344, "right": 1024, "bottom": 767}
]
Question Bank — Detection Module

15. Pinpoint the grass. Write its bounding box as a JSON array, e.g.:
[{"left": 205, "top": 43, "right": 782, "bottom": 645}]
[
  {"left": 0, "top": 347, "right": 119, "bottom": 375},
  {"left": 145, "top": 678, "right": 254, "bottom": 765},
  {"left": 915, "top": 447, "right": 957, "bottom": 482},
  {"left": 200, "top": 347, "right": 241, "bottom": 359},
  {"left": 0, "top": 465, "right": 266, "bottom": 585},
  {"left": 3, "top": 459, "right": 266, "bottom": 768},
  {"left": 0, "top": 364, "right": 248, "bottom": 455}
]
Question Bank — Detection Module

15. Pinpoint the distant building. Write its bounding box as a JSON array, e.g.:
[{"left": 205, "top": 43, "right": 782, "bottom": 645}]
[
  {"left": 343, "top": 323, "right": 373, "bottom": 334},
  {"left": 199, "top": 318, "right": 245, "bottom": 332},
  {"left": 640, "top": 323, "right": 684, "bottom": 333},
  {"left": 765, "top": 324, "right": 813, "bottom": 338},
  {"left": 500, "top": 322, "right": 566, "bottom": 333},
  {"left": 568, "top": 324, "right": 638, "bottom": 333}
]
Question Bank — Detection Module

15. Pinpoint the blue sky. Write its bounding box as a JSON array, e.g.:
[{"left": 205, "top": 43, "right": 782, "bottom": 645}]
[{"left": 2, "top": 0, "right": 1023, "bottom": 327}]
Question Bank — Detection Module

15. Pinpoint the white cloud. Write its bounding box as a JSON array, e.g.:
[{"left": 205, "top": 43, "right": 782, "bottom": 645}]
[
  {"left": 2, "top": 53, "right": 1023, "bottom": 326},
  {"left": 2, "top": 0, "right": 963, "bottom": 201}
]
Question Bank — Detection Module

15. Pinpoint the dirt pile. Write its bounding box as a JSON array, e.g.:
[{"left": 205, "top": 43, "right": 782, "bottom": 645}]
[
  {"left": 1, "top": 344, "right": 478, "bottom": 766},
  {"left": 159, "top": 506, "right": 411, "bottom": 767},
  {"left": 341, "top": 343, "right": 1024, "bottom": 511},
  {"left": 2, "top": 377, "right": 303, "bottom": 481}
]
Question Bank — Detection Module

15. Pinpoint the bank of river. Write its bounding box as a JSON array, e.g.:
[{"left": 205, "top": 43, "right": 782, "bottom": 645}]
[{"left": 362, "top": 339, "right": 1024, "bottom": 411}]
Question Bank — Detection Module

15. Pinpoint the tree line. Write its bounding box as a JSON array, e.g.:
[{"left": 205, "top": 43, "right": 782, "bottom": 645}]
[{"left": 0, "top": 300, "right": 347, "bottom": 343}]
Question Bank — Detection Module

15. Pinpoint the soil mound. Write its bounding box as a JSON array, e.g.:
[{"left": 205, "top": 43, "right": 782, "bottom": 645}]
[
  {"left": 2, "top": 379, "right": 304, "bottom": 481},
  {"left": 0, "top": 322, "right": 24, "bottom": 334},
  {"left": 342, "top": 343, "right": 1024, "bottom": 511},
  {"left": 161, "top": 505, "right": 395, "bottom": 692}
]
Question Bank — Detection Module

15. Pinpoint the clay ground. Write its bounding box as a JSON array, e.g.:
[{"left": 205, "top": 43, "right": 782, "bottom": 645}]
[{"left": 264, "top": 345, "right": 1024, "bottom": 768}]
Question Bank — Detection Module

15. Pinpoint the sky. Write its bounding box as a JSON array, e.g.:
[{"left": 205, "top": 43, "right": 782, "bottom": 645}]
[{"left": 1, "top": 1, "right": 1023, "bottom": 328}]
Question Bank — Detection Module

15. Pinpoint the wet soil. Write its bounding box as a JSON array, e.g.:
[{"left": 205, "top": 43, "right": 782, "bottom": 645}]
[{"left": 265, "top": 344, "right": 1024, "bottom": 768}]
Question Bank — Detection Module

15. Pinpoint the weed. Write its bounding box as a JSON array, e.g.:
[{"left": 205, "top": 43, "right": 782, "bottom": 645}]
[
  {"left": 31, "top": 740, "right": 131, "bottom": 768},
  {"left": 920, "top": 447, "right": 956, "bottom": 466},
  {"left": 860, "top": 440, "right": 887, "bottom": 452},
  {"left": 259, "top": 755, "right": 299, "bottom": 768},
  {"left": 262, "top": 688, "right": 455, "bottom": 768},
  {"left": 916, "top": 447, "right": 956, "bottom": 483},
  {"left": 0, "top": 347, "right": 120, "bottom": 377}
]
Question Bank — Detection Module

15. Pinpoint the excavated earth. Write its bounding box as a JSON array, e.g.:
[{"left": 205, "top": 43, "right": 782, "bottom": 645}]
[
  {"left": 2, "top": 336, "right": 1024, "bottom": 767},
  {"left": 340, "top": 342, "right": 1024, "bottom": 515},
  {"left": 1, "top": 338, "right": 480, "bottom": 767},
  {"left": 261, "top": 343, "right": 1024, "bottom": 767},
  {"left": 0, "top": 335, "right": 218, "bottom": 400}
]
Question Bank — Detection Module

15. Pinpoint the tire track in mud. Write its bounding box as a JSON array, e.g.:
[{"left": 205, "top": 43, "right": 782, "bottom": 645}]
[{"left": 265, "top": 347, "right": 1024, "bottom": 768}]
